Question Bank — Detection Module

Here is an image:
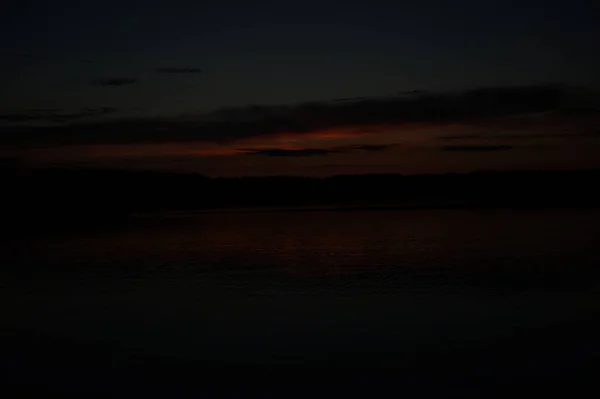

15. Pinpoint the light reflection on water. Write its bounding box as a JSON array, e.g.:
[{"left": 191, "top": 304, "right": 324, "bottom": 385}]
[{"left": 4, "top": 209, "right": 600, "bottom": 366}]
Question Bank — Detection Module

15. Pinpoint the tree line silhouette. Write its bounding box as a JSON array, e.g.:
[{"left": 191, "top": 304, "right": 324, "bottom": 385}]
[{"left": 3, "top": 167, "right": 600, "bottom": 233}]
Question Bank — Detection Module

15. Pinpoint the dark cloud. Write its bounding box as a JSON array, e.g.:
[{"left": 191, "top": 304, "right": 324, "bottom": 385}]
[
  {"left": 439, "top": 131, "right": 600, "bottom": 141},
  {"left": 242, "top": 143, "right": 396, "bottom": 157},
  {"left": 3, "top": 52, "right": 36, "bottom": 60},
  {"left": 579, "top": 130, "right": 600, "bottom": 138},
  {"left": 0, "top": 107, "right": 118, "bottom": 123},
  {"left": 547, "top": 130, "right": 600, "bottom": 139},
  {"left": 1, "top": 51, "right": 92, "bottom": 64},
  {"left": 210, "top": 84, "right": 586, "bottom": 135},
  {"left": 155, "top": 67, "right": 202, "bottom": 74},
  {"left": 439, "top": 133, "right": 544, "bottom": 141},
  {"left": 349, "top": 144, "right": 393, "bottom": 151},
  {"left": 398, "top": 90, "right": 426, "bottom": 95},
  {"left": 331, "top": 96, "right": 374, "bottom": 102},
  {"left": 334, "top": 144, "right": 396, "bottom": 152},
  {"left": 91, "top": 78, "right": 138, "bottom": 87},
  {"left": 243, "top": 148, "right": 339, "bottom": 157},
  {"left": 1, "top": 84, "right": 598, "bottom": 148},
  {"left": 442, "top": 145, "right": 515, "bottom": 152},
  {"left": 438, "top": 134, "right": 481, "bottom": 140}
]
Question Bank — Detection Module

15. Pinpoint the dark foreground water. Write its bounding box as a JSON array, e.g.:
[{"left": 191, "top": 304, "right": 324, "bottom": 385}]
[{"left": 2, "top": 209, "right": 600, "bottom": 396}]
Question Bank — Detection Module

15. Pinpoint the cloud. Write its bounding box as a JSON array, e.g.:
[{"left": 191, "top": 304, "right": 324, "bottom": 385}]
[
  {"left": 442, "top": 145, "right": 515, "bottom": 152},
  {"left": 1, "top": 51, "right": 92, "bottom": 64},
  {"left": 438, "top": 130, "right": 600, "bottom": 141},
  {"left": 342, "top": 144, "right": 396, "bottom": 151},
  {"left": 399, "top": 90, "right": 426, "bottom": 95},
  {"left": 439, "top": 133, "right": 544, "bottom": 141},
  {"left": 579, "top": 130, "right": 600, "bottom": 138},
  {"left": 331, "top": 96, "right": 374, "bottom": 102},
  {"left": 241, "top": 144, "right": 396, "bottom": 157},
  {"left": 438, "top": 134, "right": 481, "bottom": 140},
  {"left": 0, "top": 107, "right": 118, "bottom": 123},
  {"left": 242, "top": 148, "right": 339, "bottom": 157},
  {"left": 1, "top": 84, "right": 598, "bottom": 148},
  {"left": 3, "top": 52, "right": 36, "bottom": 60},
  {"left": 155, "top": 67, "right": 202, "bottom": 74},
  {"left": 91, "top": 78, "right": 138, "bottom": 87}
]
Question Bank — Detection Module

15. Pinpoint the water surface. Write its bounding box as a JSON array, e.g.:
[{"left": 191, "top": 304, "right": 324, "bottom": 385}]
[{"left": 3, "top": 209, "right": 600, "bottom": 371}]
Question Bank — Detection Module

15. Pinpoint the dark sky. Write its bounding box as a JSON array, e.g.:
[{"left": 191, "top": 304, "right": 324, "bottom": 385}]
[{"left": 1, "top": 0, "right": 600, "bottom": 176}]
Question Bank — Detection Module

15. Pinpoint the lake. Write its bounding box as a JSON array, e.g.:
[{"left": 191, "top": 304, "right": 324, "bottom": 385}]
[{"left": 2, "top": 208, "right": 600, "bottom": 394}]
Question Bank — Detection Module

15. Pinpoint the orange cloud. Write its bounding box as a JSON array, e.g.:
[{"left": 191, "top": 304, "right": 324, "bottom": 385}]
[{"left": 25, "top": 120, "right": 477, "bottom": 166}]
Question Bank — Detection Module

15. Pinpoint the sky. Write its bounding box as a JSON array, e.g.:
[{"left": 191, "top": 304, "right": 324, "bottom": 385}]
[{"left": 1, "top": 0, "right": 599, "bottom": 176}]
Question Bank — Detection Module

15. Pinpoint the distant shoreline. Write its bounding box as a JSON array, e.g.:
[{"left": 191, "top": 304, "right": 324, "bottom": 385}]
[
  {"left": 5, "top": 168, "right": 600, "bottom": 224},
  {"left": 131, "top": 201, "right": 600, "bottom": 218}
]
